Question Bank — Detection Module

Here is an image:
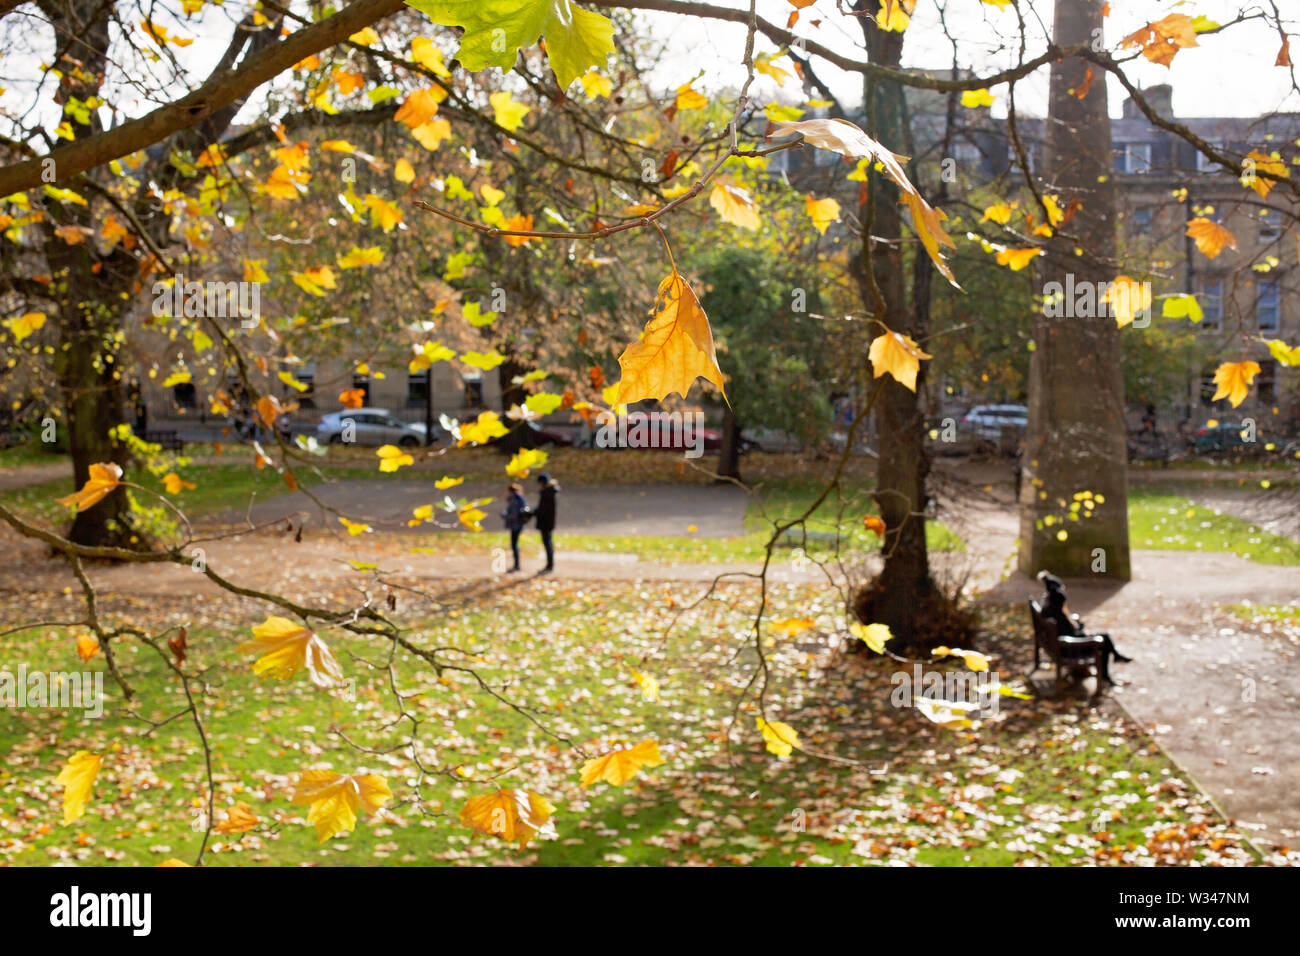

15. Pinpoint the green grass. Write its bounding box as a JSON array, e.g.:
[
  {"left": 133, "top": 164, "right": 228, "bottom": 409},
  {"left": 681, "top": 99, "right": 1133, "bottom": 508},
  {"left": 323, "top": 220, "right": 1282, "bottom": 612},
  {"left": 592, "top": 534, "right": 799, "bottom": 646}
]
[
  {"left": 0, "top": 590, "right": 1255, "bottom": 867},
  {"left": 1225, "top": 603, "right": 1300, "bottom": 624},
  {"left": 1127, "top": 490, "right": 1300, "bottom": 565}
]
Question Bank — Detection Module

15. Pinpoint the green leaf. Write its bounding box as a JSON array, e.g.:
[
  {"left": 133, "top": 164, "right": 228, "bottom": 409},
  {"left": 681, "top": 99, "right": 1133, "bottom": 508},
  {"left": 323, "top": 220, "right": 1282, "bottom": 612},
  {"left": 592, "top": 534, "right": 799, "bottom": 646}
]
[{"left": 404, "top": 0, "right": 614, "bottom": 90}]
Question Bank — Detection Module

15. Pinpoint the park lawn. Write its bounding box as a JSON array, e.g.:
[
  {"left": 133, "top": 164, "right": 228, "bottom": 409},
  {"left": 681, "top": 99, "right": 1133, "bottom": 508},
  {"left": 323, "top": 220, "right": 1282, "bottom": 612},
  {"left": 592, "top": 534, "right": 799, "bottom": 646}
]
[
  {"left": 1127, "top": 490, "right": 1300, "bottom": 565},
  {"left": 0, "top": 585, "right": 1257, "bottom": 867}
]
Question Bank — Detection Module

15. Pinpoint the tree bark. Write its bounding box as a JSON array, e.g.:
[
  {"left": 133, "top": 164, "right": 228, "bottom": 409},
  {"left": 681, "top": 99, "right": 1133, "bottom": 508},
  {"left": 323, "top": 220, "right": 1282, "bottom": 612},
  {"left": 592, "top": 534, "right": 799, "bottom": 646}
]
[
  {"left": 1018, "top": 0, "right": 1131, "bottom": 580},
  {"left": 850, "top": 17, "right": 947, "bottom": 646},
  {"left": 716, "top": 405, "right": 741, "bottom": 481},
  {"left": 54, "top": 301, "right": 134, "bottom": 547}
]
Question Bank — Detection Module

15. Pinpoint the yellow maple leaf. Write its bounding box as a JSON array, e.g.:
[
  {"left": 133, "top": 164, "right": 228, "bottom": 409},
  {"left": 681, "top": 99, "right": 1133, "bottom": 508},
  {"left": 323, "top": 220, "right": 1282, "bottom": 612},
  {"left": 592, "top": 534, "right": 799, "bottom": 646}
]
[
  {"left": 933, "top": 645, "right": 990, "bottom": 672},
  {"left": 1106, "top": 275, "right": 1152, "bottom": 328},
  {"left": 461, "top": 350, "right": 507, "bottom": 371},
  {"left": 756, "top": 717, "right": 799, "bottom": 758},
  {"left": 995, "top": 247, "right": 1042, "bottom": 271},
  {"left": 376, "top": 444, "right": 414, "bottom": 472},
  {"left": 674, "top": 81, "right": 707, "bottom": 111},
  {"left": 876, "top": 0, "right": 917, "bottom": 31},
  {"left": 580, "top": 69, "right": 612, "bottom": 98},
  {"left": 459, "top": 788, "right": 556, "bottom": 847},
  {"left": 459, "top": 410, "right": 508, "bottom": 445},
  {"left": 337, "top": 246, "right": 384, "bottom": 269},
  {"left": 162, "top": 472, "right": 195, "bottom": 494},
  {"left": 1186, "top": 217, "right": 1237, "bottom": 259},
  {"left": 580, "top": 740, "right": 665, "bottom": 788},
  {"left": 243, "top": 259, "right": 269, "bottom": 283},
  {"left": 1242, "top": 150, "right": 1288, "bottom": 199},
  {"left": 55, "top": 462, "right": 123, "bottom": 512},
  {"left": 364, "top": 194, "right": 403, "bottom": 232},
  {"left": 339, "top": 516, "right": 372, "bottom": 535},
  {"left": 868, "top": 330, "right": 932, "bottom": 392},
  {"left": 75, "top": 633, "right": 100, "bottom": 662},
  {"left": 435, "top": 475, "right": 464, "bottom": 490},
  {"left": 4, "top": 311, "right": 46, "bottom": 341},
  {"left": 1264, "top": 339, "right": 1300, "bottom": 367},
  {"left": 709, "top": 182, "right": 761, "bottom": 231},
  {"left": 410, "top": 37, "right": 451, "bottom": 77},
  {"left": 615, "top": 270, "right": 726, "bottom": 405},
  {"left": 291, "top": 265, "right": 337, "bottom": 296},
  {"left": 629, "top": 669, "right": 660, "bottom": 701},
  {"left": 237, "top": 616, "right": 344, "bottom": 688},
  {"left": 501, "top": 213, "right": 535, "bottom": 246},
  {"left": 770, "top": 618, "right": 815, "bottom": 636},
  {"left": 771, "top": 117, "right": 958, "bottom": 286},
  {"left": 489, "top": 90, "right": 531, "bottom": 132},
  {"left": 1210, "top": 361, "right": 1260, "bottom": 408},
  {"left": 291, "top": 769, "right": 391, "bottom": 842},
  {"left": 805, "top": 195, "right": 841, "bottom": 234},
  {"left": 410, "top": 119, "right": 452, "bottom": 151},
  {"left": 1121, "top": 13, "right": 1199, "bottom": 67},
  {"left": 54, "top": 750, "right": 101, "bottom": 824},
  {"left": 213, "top": 801, "right": 260, "bottom": 835},
  {"left": 457, "top": 505, "right": 487, "bottom": 531},
  {"left": 395, "top": 87, "right": 443, "bottom": 129},
  {"left": 850, "top": 622, "right": 891, "bottom": 654},
  {"left": 981, "top": 202, "right": 1015, "bottom": 224},
  {"left": 506, "top": 448, "right": 548, "bottom": 478},
  {"left": 394, "top": 159, "right": 416, "bottom": 184},
  {"left": 914, "top": 695, "right": 978, "bottom": 728}
]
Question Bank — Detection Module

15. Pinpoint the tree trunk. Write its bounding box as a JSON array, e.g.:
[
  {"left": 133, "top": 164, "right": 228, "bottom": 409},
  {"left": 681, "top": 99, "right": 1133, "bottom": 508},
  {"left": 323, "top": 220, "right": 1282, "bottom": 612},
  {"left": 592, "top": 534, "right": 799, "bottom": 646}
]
[
  {"left": 55, "top": 304, "right": 134, "bottom": 548},
  {"left": 848, "top": 18, "right": 961, "bottom": 648},
  {"left": 716, "top": 405, "right": 741, "bottom": 481},
  {"left": 1018, "top": 0, "right": 1131, "bottom": 580}
]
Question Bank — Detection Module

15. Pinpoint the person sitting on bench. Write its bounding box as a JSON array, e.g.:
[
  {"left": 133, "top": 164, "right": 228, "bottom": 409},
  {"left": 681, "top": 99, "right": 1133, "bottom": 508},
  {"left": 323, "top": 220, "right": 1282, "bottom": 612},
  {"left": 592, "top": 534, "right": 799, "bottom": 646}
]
[{"left": 1037, "top": 571, "right": 1133, "bottom": 684}]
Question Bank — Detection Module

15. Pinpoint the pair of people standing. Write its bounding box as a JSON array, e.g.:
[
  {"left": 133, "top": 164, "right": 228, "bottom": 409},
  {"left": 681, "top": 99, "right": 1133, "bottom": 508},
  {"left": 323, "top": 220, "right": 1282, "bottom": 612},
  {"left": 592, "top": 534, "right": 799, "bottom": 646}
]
[{"left": 502, "top": 473, "right": 559, "bottom": 574}]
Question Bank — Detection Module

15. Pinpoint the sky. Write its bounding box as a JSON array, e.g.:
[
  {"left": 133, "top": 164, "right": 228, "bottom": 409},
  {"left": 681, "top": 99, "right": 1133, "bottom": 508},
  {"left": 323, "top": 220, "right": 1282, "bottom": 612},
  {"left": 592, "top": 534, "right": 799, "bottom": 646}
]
[
  {"left": 1, "top": 0, "right": 1298, "bottom": 145},
  {"left": 640, "top": 0, "right": 1300, "bottom": 120}
]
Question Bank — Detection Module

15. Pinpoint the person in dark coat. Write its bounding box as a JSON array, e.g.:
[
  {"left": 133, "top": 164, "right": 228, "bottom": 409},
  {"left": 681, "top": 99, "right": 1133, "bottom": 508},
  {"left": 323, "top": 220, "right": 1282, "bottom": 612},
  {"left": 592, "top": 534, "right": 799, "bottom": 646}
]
[
  {"left": 501, "top": 482, "right": 530, "bottom": 573},
  {"left": 1037, "top": 570, "right": 1133, "bottom": 683},
  {"left": 534, "top": 473, "right": 559, "bottom": 573}
]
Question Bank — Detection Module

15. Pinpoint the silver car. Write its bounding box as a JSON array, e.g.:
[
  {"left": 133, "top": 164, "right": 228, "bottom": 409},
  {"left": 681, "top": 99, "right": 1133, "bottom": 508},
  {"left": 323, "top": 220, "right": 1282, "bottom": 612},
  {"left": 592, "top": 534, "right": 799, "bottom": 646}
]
[{"left": 316, "top": 408, "right": 436, "bottom": 447}]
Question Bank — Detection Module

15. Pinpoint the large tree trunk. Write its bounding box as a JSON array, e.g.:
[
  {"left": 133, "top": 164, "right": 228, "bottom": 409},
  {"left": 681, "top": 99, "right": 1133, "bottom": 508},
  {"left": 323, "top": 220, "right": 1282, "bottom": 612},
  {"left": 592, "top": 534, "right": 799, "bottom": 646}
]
[{"left": 1018, "top": 0, "right": 1131, "bottom": 580}]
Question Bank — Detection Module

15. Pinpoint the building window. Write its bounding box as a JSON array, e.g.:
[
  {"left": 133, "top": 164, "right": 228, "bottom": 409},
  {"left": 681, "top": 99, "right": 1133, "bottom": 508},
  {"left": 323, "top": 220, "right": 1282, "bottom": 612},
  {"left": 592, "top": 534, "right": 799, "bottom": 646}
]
[
  {"left": 1130, "top": 206, "right": 1153, "bottom": 234},
  {"left": 1258, "top": 360, "right": 1277, "bottom": 405},
  {"left": 1198, "top": 278, "right": 1222, "bottom": 329},
  {"left": 1258, "top": 280, "right": 1280, "bottom": 332},
  {"left": 1116, "top": 142, "right": 1152, "bottom": 174},
  {"left": 351, "top": 373, "right": 370, "bottom": 406},
  {"left": 171, "top": 381, "right": 197, "bottom": 409},
  {"left": 1260, "top": 209, "right": 1283, "bottom": 244},
  {"left": 407, "top": 369, "right": 430, "bottom": 407},
  {"left": 1196, "top": 143, "right": 1223, "bottom": 173},
  {"left": 462, "top": 373, "right": 484, "bottom": 408},
  {"left": 291, "top": 361, "right": 316, "bottom": 409}
]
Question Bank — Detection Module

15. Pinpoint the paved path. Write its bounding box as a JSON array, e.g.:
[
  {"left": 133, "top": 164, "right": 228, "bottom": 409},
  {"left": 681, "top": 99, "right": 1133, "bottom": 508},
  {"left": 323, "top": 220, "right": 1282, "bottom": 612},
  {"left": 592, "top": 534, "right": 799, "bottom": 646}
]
[{"left": 212, "top": 480, "right": 751, "bottom": 537}]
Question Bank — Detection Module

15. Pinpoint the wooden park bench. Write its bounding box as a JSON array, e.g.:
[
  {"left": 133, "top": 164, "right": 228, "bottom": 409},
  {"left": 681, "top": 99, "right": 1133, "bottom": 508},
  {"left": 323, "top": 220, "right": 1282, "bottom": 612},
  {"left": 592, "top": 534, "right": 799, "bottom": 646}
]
[
  {"left": 143, "top": 429, "right": 184, "bottom": 451},
  {"left": 1027, "top": 599, "right": 1105, "bottom": 688}
]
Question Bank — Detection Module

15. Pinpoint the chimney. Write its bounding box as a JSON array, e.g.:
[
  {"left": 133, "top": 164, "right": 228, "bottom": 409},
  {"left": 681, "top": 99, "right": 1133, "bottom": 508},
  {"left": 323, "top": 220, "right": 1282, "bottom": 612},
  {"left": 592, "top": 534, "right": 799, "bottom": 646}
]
[{"left": 1125, "top": 83, "right": 1173, "bottom": 119}]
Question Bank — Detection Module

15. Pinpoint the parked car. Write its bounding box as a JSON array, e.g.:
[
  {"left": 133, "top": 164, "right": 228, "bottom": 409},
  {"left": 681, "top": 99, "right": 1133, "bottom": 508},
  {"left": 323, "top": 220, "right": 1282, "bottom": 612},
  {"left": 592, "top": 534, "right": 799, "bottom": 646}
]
[
  {"left": 317, "top": 408, "right": 441, "bottom": 446},
  {"left": 962, "top": 404, "right": 1028, "bottom": 439},
  {"left": 1188, "top": 421, "right": 1257, "bottom": 457}
]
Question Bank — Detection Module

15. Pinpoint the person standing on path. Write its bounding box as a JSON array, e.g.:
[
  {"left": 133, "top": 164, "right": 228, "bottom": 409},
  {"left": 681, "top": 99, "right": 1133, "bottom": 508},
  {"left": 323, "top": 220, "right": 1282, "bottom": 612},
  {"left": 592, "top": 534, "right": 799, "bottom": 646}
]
[
  {"left": 534, "top": 473, "right": 559, "bottom": 574},
  {"left": 501, "top": 482, "right": 530, "bottom": 573}
]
